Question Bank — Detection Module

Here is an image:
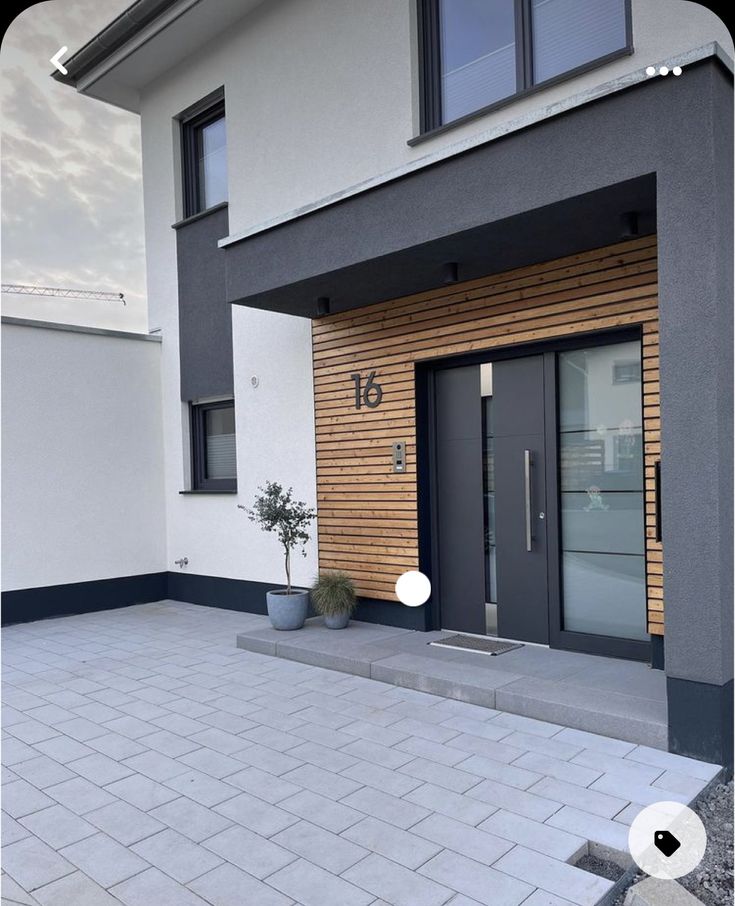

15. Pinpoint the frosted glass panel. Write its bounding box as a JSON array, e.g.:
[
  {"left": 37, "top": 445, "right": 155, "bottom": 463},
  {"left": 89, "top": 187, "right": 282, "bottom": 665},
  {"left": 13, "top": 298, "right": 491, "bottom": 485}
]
[
  {"left": 197, "top": 117, "right": 228, "bottom": 210},
  {"left": 561, "top": 492, "right": 644, "bottom": 555},
  {"left": 532, "top": 0, "right": 627, "bottom": 84},
  {"left": 205, "top": 406, "right": 236, "bottom": 479},
  {"left": 559, "top": 340, "right": 646, "bottom": 641},
  {"left": 440, "top": 0, "right": 516, "bottom": 123},
  {"left": 562, "top": 552, "right": 648, "bottom": 640}
]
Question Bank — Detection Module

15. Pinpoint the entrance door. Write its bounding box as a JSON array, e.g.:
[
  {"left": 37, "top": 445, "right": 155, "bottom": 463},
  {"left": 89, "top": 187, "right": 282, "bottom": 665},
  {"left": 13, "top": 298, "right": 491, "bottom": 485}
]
[{"left": 434, "top": 355, "right": 548, "bottom": 641}]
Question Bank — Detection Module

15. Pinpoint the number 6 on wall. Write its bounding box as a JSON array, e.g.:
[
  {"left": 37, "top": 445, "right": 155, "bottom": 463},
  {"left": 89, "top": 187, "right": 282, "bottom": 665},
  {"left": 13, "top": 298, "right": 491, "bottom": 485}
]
[{"left": 350, "top": 371, "right": 383, "bottom": 409}]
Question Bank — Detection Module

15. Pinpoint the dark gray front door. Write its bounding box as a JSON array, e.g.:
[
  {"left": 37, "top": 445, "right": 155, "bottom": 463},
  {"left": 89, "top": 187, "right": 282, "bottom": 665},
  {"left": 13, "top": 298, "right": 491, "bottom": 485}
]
[
  {"left": 434, "top": 355, "right": 549, "bottom": 642},
  {"left": 493, "top": 356, "right": 549, "bottom": 644}
]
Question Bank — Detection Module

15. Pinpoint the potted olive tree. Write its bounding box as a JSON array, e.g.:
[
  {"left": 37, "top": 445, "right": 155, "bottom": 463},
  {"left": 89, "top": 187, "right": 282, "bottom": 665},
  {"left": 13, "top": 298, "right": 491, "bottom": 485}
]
[
  {"left": 240, "top": 482, "right": 315, "bottom": 631},
  {"left": 311, "top": 570, "right": 356, "bottom": 629}
]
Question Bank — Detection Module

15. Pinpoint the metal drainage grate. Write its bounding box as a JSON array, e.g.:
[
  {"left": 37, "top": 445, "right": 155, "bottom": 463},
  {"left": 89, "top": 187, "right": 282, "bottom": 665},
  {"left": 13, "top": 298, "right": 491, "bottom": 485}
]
[{"left": 429, "top": 635, "right": 523, "bottom": 656}]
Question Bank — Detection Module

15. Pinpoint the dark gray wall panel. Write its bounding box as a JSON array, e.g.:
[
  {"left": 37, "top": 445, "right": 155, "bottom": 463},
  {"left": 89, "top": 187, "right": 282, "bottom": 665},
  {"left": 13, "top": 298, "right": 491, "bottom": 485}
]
[{"left": 176, "top": 205, "right": 232, "bottom": 401}]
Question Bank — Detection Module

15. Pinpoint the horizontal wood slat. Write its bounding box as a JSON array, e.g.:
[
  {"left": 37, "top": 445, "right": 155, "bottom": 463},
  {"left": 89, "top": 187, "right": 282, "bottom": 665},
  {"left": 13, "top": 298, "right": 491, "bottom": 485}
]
[{"left": 313, "top": 237, "right": 663, "bottom": 636}]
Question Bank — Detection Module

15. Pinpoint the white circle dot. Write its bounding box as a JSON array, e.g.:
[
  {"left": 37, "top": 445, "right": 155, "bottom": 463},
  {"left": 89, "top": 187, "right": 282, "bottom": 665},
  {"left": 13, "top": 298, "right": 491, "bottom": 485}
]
[
  {"left": 673, "top": 66, "right": 682, "bottom": 76},
  {"left": 395, "top": 571, "right": 431, "bottom": 607},
  {"left": 659, "top": 66, "right": 669, "bottom": 76},
  {"left": 646, "top": 66, "right": 656, "bottom": 77}
]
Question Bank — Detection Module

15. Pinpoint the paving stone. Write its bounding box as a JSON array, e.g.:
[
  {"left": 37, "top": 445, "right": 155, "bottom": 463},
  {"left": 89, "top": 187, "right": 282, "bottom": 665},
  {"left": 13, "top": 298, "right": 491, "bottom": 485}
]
[
  {"left": 293, "top": 705, "right": 353, "bottom": 729},
  {"left": 272, "top": 819, "right": 368, "bottom": 873},
  {"left": 202, "top": 824, "right": 297, "bottom": 879},
  {"left": 176, "top": 747, "right": 243, "bottom": 779},
  {"left": 232, "top": 741, "right": 304, "bottom": 776},
  {"left": 2, "top": 779, "right": 55, "bottom": 818},
  {"left": 67, "top": 752, "right": 135, "bottom": 786},
  {"left": 652, "top": 770, "right": 709, "bottom": 799},
  {"left": 614, "top": 802, "right": 645, "bottom": 825},
  {"left": 466, "top": 778, "right": 561, "bottom": 821},
  {"left": 411, "top": 812, "right": 513, "bottom": 865},
  {"left": 102, "top": 716, "right": 157, "bottom": 740},
  {"left": 2, "top": 810, "right": 33, "bottom": 845},
  {"left": 623, "top": 876, "right": 704, "bottom": 906},
  {"left": 148, "top": 795, "right": 232, "bottom": 842},
  {"left": 105, "top": 774, "right": 180, "bottom": 811},
  {"left": 389, "top": 717, "right": 461, "bottom": 743},
  {"left": 84, "top": 732, "right": 147, "bottom": 761},
  {"left": 111, "top": 867, "right": 211, "bottom": 906},
  {"left": 1, "top": 738, "right": 39, "bottom": 767},
  {"left": 23, "top": 705, "right": 76, "bottom": 727},
  {"left": 162, "top": 770, "right": 239, "bottom": 808},
  {"left": 286, "top": 740, "right": 358, "bottom": 773},
  {"left": 32, "top": 737, "right": 96, "bottom": 766},
  {"left": 625, "top": 745, "right": 722, "bottom": 782},
  {"left": 341, "top": 737, "right": 414, "bottom": 770},
  {"left": 11, "top": 757, "right": 75, "bottom": 790},
  {"left": 214, "top": 790, "right": 298, "bottom": 836},
  {"left": 554, "top": 728, "right": 636, "bottom": 757},
  {"left": 122, "top": 750, "right": 191, "bottom": 782},
  {"left": 571, "top": 751, "right": 663, "bottom": 786},
  {"left": 546, "top": 805, "right": 630, "bottom": 853},
  {"left": 7, "top": 721, "right": 61, "bottom": 745},
  {"left": 398, "top": 756, "right": 483, "bottom": 793},
  {"left": 343, "top": 852, "right": 454, "bottom": 906},
  {"left": 85, "top": 800, "right": 167, "bottom": 846},
  {"left": 456, "top": 755, "right": 542, "bottom": 790},
  {"left": 269, "top": 857, "right": 373, "bottom": 906},
  {"left": 188, "top": 728, "right": 252, "bottom": 755},
  {"left": 224, "top": 766, "right": 302, "bottom": 803},
  {"left": 53, "top": 718, "right": 108, "bottom": 742},
  {"left": 2, "top": 835, "right": 75, "bottom": 892},
  {"left": 444, "top": 732, "right": 527, "bottom": 763},
  {"left": 528, "top": 776, "right": 629, "bottom": 819},
  {"left": 479, "top": 809, "right": 587, "bottom": 861},
  {"left": 344, "top": 815, "right": 442, "bottom": 869},
  {"left": 60, "top": 831, "right": 149, "bottom": 888},
  {"left": 494, "top": 845, "right": 613, "bottom": 906},
  {"left": 491, "top": 713, "right": 563, "bottom": 738},
  {"left": 405, "top": 782, "right": 495, "bottom": 826},
  {"left": 281, "top": 789, "right": 364, "bottom": 833},
  {"left": 341, "top": 758, "right": 423, "bottom": 797},
  {"left": 501, "top": 730, "right": 583, "bottom": 762},
  {"left": 420, "top": 848, "right": 534, "bottom": 906},
  {"left": 441, "top": 716, "right": 514, "bottom": 742},
  {"left": 281, "top": 762, "right": 363, "bottom": 800},
  {"left": 589, "top": 773, "right": 689, "bottom": 807},
  {"left": 19, "top": 805, "right": 96, "bottom": 850},
  {"left": 131, "top": 827, "right": 222, "bottom": 883},
  {"left": 239, "top": 725, "right": 303, "bottom": 752},
  {"left": 33, "top": 870, "right": 121, "bottom": 906},
  {"left": 73, "top": 703, "right": 124, "bottom": 724},
  {"left": 188, "top": 862, "right": 294, "bottom": 906},
  {"left": 512, "top": 752, "right": 602, "bottom": 789},
  {"left": 137, "top": 729, "right": 201, "bottom": 757},
  {"left": 396, "top": 736, "right": 469, "bottom": 767}
]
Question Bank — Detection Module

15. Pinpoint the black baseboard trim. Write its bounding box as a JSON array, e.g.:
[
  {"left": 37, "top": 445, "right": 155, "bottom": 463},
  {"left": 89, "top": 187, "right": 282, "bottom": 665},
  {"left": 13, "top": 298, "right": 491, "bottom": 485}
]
[
  {"left": 650, "top": 634, "right": 665, "bottom": 670},
  {"left": 354, "top": 596, "right": 428, "bottom": 630},
  {"left": 667, "top": 676, "right": 733, "bottom": 767},
  {"left": 1, "top": 573, "right": 168, "bottom": 626},
  {"left": 166, "top": 572, "right": 272, "bottom": 615}
]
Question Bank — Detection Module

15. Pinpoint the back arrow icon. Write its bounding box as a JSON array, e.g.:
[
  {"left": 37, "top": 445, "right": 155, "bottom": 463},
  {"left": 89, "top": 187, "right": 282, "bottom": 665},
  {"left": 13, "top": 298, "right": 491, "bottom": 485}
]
[{"left": 50, "top": 47, "right": 68, "bottom": 75}]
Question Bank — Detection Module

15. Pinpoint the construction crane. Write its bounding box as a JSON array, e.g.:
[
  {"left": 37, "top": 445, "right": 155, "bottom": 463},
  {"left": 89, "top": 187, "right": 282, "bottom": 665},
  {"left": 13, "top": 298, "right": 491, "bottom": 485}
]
[{"left": 1, "top": 284, "right": 126, "bottom": 305}]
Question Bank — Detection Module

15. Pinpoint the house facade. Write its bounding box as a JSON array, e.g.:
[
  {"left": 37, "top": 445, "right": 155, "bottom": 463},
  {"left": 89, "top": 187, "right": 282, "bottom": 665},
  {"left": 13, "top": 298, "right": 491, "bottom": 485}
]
[{"left": 35, "top": 0, "right": 733, "bottom": 764}]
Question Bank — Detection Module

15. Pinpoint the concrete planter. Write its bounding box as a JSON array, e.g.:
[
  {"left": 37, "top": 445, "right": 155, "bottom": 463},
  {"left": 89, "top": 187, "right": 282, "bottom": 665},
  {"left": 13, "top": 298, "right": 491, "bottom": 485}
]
[
  {"left": 324, "top": 611, "right": 350, "bottom": 630},
  {"left": 266, "top": 589, "right": 309, "bottom": 630}
]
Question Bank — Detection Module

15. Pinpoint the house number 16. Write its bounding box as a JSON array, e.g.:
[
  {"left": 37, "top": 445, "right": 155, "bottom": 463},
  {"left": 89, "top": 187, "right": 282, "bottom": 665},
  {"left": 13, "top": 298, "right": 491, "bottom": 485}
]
[{"left": 350, "top": 371, "right": 383, "bottom": 409}]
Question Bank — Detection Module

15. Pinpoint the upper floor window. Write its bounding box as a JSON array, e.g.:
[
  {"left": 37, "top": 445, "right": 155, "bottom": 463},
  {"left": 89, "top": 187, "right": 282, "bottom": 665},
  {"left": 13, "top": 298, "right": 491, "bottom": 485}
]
[
  {"left": 181, "top": 93, "right": 227, "bottom": 217},
  {"left": 419, "top": 0, "right": 631, "bottom": 132}
]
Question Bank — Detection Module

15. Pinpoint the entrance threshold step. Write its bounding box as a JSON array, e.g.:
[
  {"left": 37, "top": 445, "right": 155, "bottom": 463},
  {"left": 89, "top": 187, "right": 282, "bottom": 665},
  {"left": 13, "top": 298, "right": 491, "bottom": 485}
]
[{"left": 235, "top": 619, "right": 668, "bottom": 750}]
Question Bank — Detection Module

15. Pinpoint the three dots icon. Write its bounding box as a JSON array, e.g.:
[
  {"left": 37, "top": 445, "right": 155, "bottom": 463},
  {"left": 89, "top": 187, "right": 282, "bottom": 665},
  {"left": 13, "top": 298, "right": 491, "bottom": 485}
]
[{"left": 647, "top": 64, "right": 683, "bottom": 77}]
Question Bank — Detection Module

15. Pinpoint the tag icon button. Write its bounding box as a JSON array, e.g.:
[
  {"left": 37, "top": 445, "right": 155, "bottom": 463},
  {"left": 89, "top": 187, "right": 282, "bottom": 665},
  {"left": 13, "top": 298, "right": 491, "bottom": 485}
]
[{"left": 654, "top": 829, "right": 681, "bottom": 858}]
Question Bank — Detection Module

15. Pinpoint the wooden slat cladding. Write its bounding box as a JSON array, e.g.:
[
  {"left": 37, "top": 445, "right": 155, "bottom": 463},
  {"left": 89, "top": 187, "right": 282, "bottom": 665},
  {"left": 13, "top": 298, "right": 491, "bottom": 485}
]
[{"left": 312, "top": 237, "right": 664, "bottom": 635}]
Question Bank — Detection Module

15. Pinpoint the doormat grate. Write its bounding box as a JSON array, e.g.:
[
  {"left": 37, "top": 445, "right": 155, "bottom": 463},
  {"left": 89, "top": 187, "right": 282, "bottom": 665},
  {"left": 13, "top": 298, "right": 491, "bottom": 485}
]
[{"left": 430, "top": 635, "right": 524, "bottom": 656}]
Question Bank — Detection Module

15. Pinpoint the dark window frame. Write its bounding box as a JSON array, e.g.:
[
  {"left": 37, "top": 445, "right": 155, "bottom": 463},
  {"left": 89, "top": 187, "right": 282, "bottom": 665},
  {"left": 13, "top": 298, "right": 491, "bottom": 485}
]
[
  {"left": 416, "top": 0, "right": 633, "bottom": 137},
  {"left": 191, "top": 399, "right": 237, "bottom": 492},
  {"left": 180, "top": 90, "right": 226, "bottom": 218}
]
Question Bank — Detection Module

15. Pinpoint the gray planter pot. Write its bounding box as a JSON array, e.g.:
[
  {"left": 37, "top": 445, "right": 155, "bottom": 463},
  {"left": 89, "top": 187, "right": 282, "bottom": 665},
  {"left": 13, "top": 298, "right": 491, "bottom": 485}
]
[
  {"left": 266, "top": 589, "right": 309, "bottom": 631},
  {"left": 324, "top": 611, "right": 350, "bottom": 630}
]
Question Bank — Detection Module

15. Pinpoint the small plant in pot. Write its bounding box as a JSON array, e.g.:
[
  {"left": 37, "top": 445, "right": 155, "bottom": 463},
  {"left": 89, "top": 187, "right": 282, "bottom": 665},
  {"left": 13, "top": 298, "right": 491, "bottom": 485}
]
[
  {"left": 311, "top": 570, "right": 356, "bottom": 630},
  {"left": 240, "top": 482, "right": 315, "bottom": 631}
]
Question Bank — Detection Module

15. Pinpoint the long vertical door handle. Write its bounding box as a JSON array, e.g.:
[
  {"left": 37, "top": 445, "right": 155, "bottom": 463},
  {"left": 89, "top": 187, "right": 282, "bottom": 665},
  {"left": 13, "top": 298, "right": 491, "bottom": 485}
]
[{"left": 524, "top": 449, "right": 532, "bottom": 552}]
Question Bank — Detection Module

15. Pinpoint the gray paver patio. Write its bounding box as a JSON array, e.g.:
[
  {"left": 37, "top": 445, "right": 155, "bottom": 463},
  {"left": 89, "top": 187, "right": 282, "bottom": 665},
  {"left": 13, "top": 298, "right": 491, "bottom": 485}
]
[{"left": 1, "top": 600, "right": 722, "bottom": 905}]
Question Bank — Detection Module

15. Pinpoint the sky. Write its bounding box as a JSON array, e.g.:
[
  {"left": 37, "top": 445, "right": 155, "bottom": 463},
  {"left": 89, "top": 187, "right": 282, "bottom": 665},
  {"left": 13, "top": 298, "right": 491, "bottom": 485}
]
[{"left": 1, "top": 0, "right": 148, "bottom": 331}]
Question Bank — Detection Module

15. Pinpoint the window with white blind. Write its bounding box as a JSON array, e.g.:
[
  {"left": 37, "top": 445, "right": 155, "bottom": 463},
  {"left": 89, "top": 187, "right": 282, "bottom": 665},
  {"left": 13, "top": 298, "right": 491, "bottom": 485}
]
[
  {"left": 418, "top": 0, "right": 631, "bottom": 132},
  {"left": 191, "top": 400, "right": 237, "bottom": 491}
]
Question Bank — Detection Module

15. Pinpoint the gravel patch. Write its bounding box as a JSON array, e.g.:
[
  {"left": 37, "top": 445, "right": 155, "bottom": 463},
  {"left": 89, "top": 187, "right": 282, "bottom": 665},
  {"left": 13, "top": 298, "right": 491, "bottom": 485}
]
[
  {"left": 612, "top": 778, "right": 733, "bottom": 906},
  {"left": 577, "top": 853, "right": 626, "bottom": 882}
]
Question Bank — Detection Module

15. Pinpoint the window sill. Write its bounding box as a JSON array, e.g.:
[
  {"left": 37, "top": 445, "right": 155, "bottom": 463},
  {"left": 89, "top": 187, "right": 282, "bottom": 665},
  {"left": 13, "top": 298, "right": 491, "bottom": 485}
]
[
  {"left": 172, "top": 201, "right": 228, "bottom": 231},
  {"left": 408, "top": 45, "right": 634, "bottom": 147},
  {"left": 179, "top": 489, "right": 237, "bottom": 495}
]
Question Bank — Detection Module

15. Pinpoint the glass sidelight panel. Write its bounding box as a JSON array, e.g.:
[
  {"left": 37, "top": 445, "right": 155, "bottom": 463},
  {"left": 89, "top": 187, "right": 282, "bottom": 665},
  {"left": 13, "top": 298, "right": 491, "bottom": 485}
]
[
  {"left": 558, "top": 341, "right": 647, "bottom": 641},
  {"left": 481, "top": 364, "right": 497, "bottom": 605}
]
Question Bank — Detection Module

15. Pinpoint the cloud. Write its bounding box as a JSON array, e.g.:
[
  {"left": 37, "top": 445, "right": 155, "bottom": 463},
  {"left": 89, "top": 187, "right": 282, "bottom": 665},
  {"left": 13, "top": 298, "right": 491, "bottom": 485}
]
[{"left": 1, "top": 1, "right": 148, "bottom": 330}]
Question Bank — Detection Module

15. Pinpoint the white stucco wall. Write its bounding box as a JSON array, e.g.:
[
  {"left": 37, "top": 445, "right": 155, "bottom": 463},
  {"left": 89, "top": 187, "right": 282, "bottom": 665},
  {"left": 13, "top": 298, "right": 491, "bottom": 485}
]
[{"left": 1, "top": 320, "right": 166, "bottom": 591}]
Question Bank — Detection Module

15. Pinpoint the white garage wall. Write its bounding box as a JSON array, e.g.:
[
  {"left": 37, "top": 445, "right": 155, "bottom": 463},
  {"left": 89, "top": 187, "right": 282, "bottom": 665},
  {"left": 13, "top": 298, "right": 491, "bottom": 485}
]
[{"left": 1, "top": 319, "right": 166, "bottom": 591}]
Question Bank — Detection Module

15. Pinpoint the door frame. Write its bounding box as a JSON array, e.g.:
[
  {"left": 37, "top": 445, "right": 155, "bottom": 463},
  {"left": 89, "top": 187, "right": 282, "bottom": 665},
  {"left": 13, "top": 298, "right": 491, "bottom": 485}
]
[{"left": 416, "top": 325, "right": 651, "bottom": 662}]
